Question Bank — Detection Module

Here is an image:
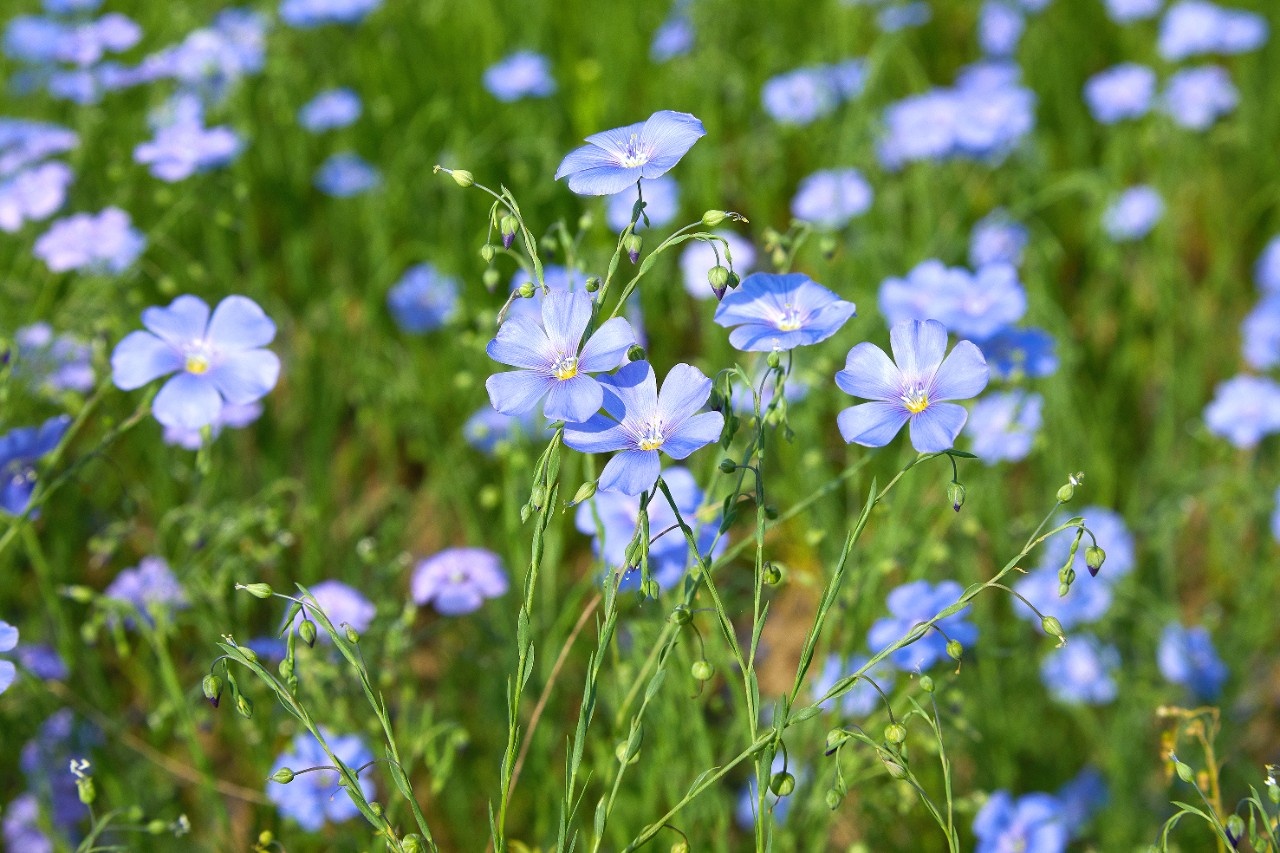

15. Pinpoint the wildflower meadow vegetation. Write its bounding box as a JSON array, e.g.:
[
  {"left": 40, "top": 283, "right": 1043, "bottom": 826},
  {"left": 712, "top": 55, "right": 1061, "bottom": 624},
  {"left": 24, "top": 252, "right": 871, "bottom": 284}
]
[{"left": 3, "top": 0, "right": 1280, "bottom": 850}]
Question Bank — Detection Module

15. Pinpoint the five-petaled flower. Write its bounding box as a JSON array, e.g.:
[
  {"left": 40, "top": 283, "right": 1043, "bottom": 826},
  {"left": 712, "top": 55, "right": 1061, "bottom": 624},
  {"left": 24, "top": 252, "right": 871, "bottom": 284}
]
[
  {"left": 714, "top": 272, "right": 856, "bottom": 352},
  {"left": 563, "top": 360, "right": 724, "bottom": 495},
  {"left": 0, "top": 415, "right": 71, "bottom": 516},
  {"left": 486, "top": 289, "right": 635, "bottom": 423},
  {"left": 835, "top": 319, "right": 988, "bottom": 453},
  {"left": 111, "top": 294, "right": 281, "bottom": 431},
  {"left": 554, "top": 110, "right": 706, "bottom": 196}
]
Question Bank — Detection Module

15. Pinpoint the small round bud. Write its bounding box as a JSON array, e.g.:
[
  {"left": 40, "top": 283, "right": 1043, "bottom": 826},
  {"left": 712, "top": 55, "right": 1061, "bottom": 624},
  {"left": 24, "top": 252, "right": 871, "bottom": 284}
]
[
  {"left": 126, "top": 806, "right": 144, "bottom": 821},
  {"left": 517, "top": 282, "right": 536, "bottom": 299},
  {"left": 761, "top": 227, "right": 782, "bottom": 251},
  {"left": 299, "top": 619, "right": 317, "bottom": 647},
  {"left": 238, "top": 583, "right": 273, "bottom": 599},
  {"left": 202, "top": 674, "right": 223, "bottom": 708},
  {"left": 403, "top": 836, "right": 425, "bottom": 853},
  {"left": 881, "top": 756, "right": 909, "bottom": 779},
  {"left": 919, "top": 675, "right": 935, "bottom": 693},
  {"left": 762, "top": 563, "right": 782, "bottom": 585},
  {"left": 947, "top": 482, "right": 966, "bottom": 513},
  {"left": 884, "top": 723, "right": 907, "bottom": 745},
  {"left": 669, "top": 604, "right": 691, "bottom": 625},
  {"left": 577, "top": 213, "right": 593, "bottom": 231},
  {"left": 76, "top": 777, "right": 95, "bottom": 805},
  {"left": 1175, "top": 761, "right": 1195, "bottom": 783},
  {"left": 482, "top": 268, "right": 500, "bottom": 289},
  {"left": 450, "top": 169, "right": 474, "bottom": 188},
  {"left": 626, "top": 344, "right": 646, "bottom": 362},
  {"left": 1225, "top": 814, "right": 1244, "bottom": 846},
  {"left": 1041, "top": 616, "right": 1065, "bottom": 643},
  {"left": 235, "top": 693, "right": 254, "bottom": 719},
  {"left": 670, "top": 841, "right": 690, "bottom": 853},
  {"left": 345, "top": 626, "right": 360, "bottom": 644},
  {"left": 271, "top": 767, "right": 295, "bottom": 784},
  {"left": 500, "top": 215, "right": 518, "bottom": 249},
  {"left": 624, "top": 233, "right": 642, "bottom": 264},
  {"left": 480, "top": 244, "right": 496, "bottom": 262},
  {"left": 719, "top": 458, "right": 737, "bottom": 474},
  {"left": 369, "top": 802, "right": 383, "bottom": 817},
  {"left": 825, "top": 729, "right": 849, "bottom": 752},
  {"left": 766, "top": 351, "right": 781, "bottom": 369},
  {"left": 570, "top": 480, "right": 598, "bottom": 506},
  {"left": 258, "top": 831, "right": 275, "bottom": 845},
  {"left": 147, "top": 819, "right": 168, "bottom": 835},
  {"left": 946, "top": 639, "right": 963, "bottom": 661},
  {"left": 702, "top": 210, "right": 727, "bottom": 228},
  {"left": 825, "top": 788, "right": 842, "bottom": 810},
  {"left": 1084, "top": 546, "right": 1106, "bottom": 577},
  {"left": 769, "top": 771, "right": 796, "bottom": 798},
  {"left": 691, "top": 660, "right": 714, "bottom": 681},
  {"left": 726, "top": 271, "right": 741, "bottom": 290},
  {"left": 585, "top": 275, "right": 601, "bottom": 293},
  {"left": 614, "top": 740, "right": 639, "bottom": 765},
  {"left": 278, "top": 658, "right": 294, "bottom": 678},
  {"left": 707, "top": 265, "right": 730, "bottom": 289},
  {"left": 1057, "top": 483, "right": 1075, "bottom": 503}
]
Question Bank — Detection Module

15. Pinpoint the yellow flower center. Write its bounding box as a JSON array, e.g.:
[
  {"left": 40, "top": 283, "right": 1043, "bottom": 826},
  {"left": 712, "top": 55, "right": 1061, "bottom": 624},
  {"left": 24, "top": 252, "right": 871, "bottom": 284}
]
[
  {"left": 553, "top": 355, "right": 579, "bottom": 381},
  {"left": 901, "top": 384, "right": 930, "bottom": 414},
  {"left": 185, "top": 354, "right": 210, "bottom": 375},
  {"left": 637, "top": 423, "right": 665, "bottom": 451},
  {"left": 775, "top": 304, "right": 803, "bottom": 332}
]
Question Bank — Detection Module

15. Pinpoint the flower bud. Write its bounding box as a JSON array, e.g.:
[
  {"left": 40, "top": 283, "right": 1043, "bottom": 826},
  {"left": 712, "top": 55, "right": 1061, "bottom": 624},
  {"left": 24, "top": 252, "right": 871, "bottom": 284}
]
[
  {"left": 770, "top": 247, "right": 787, "bottom": 270},
  {"left": 719, "top": 458, "right": 737, "bottom": 474},
  {"left": 825, "top": 729, "right": 849, "bottom": 753},
  {"left": 707, "top": 265, "right": 730, "bottom": 295},
  {"left": 278, "top": 658, "right": 294, "bottom": 678},
  {"left": 403, "top": 835, "right": 425, "bottom": 853},
  {"left": 670, "top": 841, "right": 690, "bottom": 853},
  {"left": 1056, "top": 483, "right": 1075, "bottom": 502},
  {"left": 919, "top": 675, "right": 935, "bottom": 693},
  {"left": 63, "top": 585, "right": 96, "bottom": 603},
  {"left": 345, "top": 626, "right": 360, "bottom": 644},
  {"left": 500, "top": 215, "right": 518, "bottom": 249},
  {"left": 585, "top": 275, "right": 601, "bottom": 293},
  {"left": 238, "top": 646, "right": 258, "bottom": 664},
  {"left": 946, "top": 639, "right": 963, "bottom": 661},
  {"left": 146, "top": 819, "right": 167, "bottom": 835},
  {"left": 726, "top": 271, "right": 741, "bottom": 290},
  {"left": 569, "top": 480, "right": 597, "bottom": 507},
  {"left": 1085, "top": 546, "right": 1106, "bottom": 577},
  {"left": 824, "top": 788, "right": 842, "bottom": 810},
  {"left": 946, "top": 482, "right": 966, "bottom": 512},
  {"left": 702, "top": 210, "right": 727, "bottom": 227},
  {"left": 762, "top": 563, "right": 782, "bottom": 585},
  {"left": 482, "top": 268, "right": 500, "bottom": 289},
  {"left": 691, "top": 660, "right": 714, "bottom": 681},
  {"left": 884, "top": 723, "right": 907, "bottom": 745},
  {"left": 517, "top": 282, "right": 537, "bottom": 299},
  {"left": 769, "top": 771, "right": 795, "bottom": 798},
  {"left": 76, "top": 777, "right": 95, "bottom": 805},
  {"left": 270, "top": 768, "right": 295, "bottom": 784},
  {"left": 627, "top": 344, "right": 646, "bottom": 362},
  {"left": 577, "top": 212, "right": 593, "bottom": 231},
  {"left": 1225, "top": 814, "right": 1244, "bottom": 848},
  {"left": 881, "top": 755, "right": 909, "bottom": 779},
  {"left": 238, "top": 583, "right": 273, "bottom": 599},
  {"left": 668, "top": 604, "right": 691, "bottom": 626},
  {"left": 202, "top": 674, "right": 223, "bottom": 708},
  {"left": 624, "top": 234, "right": 642, "bottom": 264},
  {"left": 766, "top": 351, "right": 781, "bottom": 369},
  {"left": 1175, "top": 761, "right": 1195, "bottom": 783},
  {"left": 299, "top": 619, "right": 317, "bottom": 647},
  {"left": 1041, "top": 615, "right": 1065, "bottom": 642},
  {"left": 480, "top": 244, "right": 496, "bottom": 262},
  {"left": 449, "top": 169, "right": 474, "bottom": 188},
  {"left": 236, "top": 693, "right": 254, "bottom": 719},
  {"left": 819, "top": 234, "right": 838, "bottom": 259},
  {"left": 369, "top": 802, "right": 383, "bottom": 817}
]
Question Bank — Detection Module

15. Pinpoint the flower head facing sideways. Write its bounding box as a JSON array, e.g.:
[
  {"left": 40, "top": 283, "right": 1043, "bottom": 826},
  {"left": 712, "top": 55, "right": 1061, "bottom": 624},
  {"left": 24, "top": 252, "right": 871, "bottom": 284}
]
[
  {"left": 713, "top": 272, "right": 856, "bottom": 352},
  {"left": 554, "top": 110, "right": 705, "bottom": 196},
  {"left": 486, "top": 289, "right": 635, "bottom": 424},
  {"left": 836, "top": 319, "right": 989, "bottom": 453},
  {"left": 563, "top": 360, "right": 724, "bottom": 496}
]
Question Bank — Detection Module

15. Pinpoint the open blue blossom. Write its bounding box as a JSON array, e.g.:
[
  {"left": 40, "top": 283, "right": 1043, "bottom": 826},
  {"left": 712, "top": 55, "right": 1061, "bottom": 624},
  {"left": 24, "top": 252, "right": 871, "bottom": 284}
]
[
  {"left": 463, "top": 405, "right": 540, "bottom": 455},
  {"left": 563, "top": 360, "right": 724, "bottom": 496},
  {"left": 315, "top": 152, "right": 381, "bottom": 197},
  {"left": 1162, "top": 65, "right": 1237, "bottom": 130},
  {"left": 0, "top": 621, "right": 17, "bottom": 695},
  {"left": 650, "top": 15, "right": 694, "bottom": 62},
  {"left": 1256, "top": 236, "right": 1280, "bottom": 292},
  {"left": 1041, "top": 634, "right": 1120, "bottom": 705},
  {"left": 680, "top": 230, "right": 756, "bottom": 300},
  {"left": 879, "top": 259, "right": 969, "bottom": 328},
  {"left": 134, "top": 98, "right": 242, "bottom": 182},
  {"left": 298, "top": 88, "right": 361, "bottom": 132},
  {"left": 388, "top": 263, "right": 459, "bottom": 333},
  {"left": 163, "top": 401, "right": 262, "bottom": 449},
  {"left": 268, "top": 730, "right": 375, "bottom": 831},
  {"left": 812, "top": 654, "right": 894, "bottom": 717},
  {"left": 970, "top": 210, "right": 1028, "bottom": 268},
  {"left": 104, "top": 556, "right": 188, "bottom": 626},
  {"left": 1158, "top": 622, "right": 1228, "bottom": 701},
  {"left": 1057, "top": 768, "right": 1108, "bottom": 833},
  {"left": 605, "top": 174, "right": 679, "bottom": 233},
  {"left": 1106, "top": 0, "right": 1161, "bottom": 22},
  {"left": 979, "top": 1, "right": 1025, "bottom": 56},
  {"left": 867, "top": 580, "right": 978, "bottom": 671},
  {"left": 973, "top": 791, "right": 1068, "bottom": 853},
  {"left": 486, "top": 290, "right": 635, "bottom": 423},
  {"left": 761, "top": 67, "right": 840, "bottom": 125},
  {"left": 978, "top": 327, "right": 1058, "bottom": 379},
  {"left": 0, "top": 119, "right": 77, "bottom": 176},
  {"left": 483, "top": 51, "right": 556, "bottom": 102},
  {"left": 965, "top": 390, "right": 1042, "bottom": 463},
  {"left": 1242, "top": 296, "right": 1280, "bottom": 369},
  {"left": 290, "top": 580, "right": 375, "bottom": 638},
  {"left": 1085, "top": 63, "right": 1156, "bottom": 124},
  {"left": 1158, "top": 0, "right": 1268, "bottom": 61},
  {"left": 34, "top": 207, "right": 144, "bottom": 274},
  {"left": 280, "top": 0, "right": 382, "bottom": 28},
  {"left": 574, "top": 466, "right": 722, "bottom": 592},
  {"left": 947, "top": 263, "right": 1027, "bottom": 341},
  {"left": 0, "top": 415, "right": 70, "bottom": 516},
  {"left": 13, "top": 323, "right": 94, "bottom": 394},
  {"left": 836, "top": 319, "right": 989, "bottom": 453},
  {"left": 790, "top": 168, "right": 872, "bottom": 229},
  {"left": 20, "top": 709, "right": 97, "bottom": 837},
  {"left": 112, "top": 294, "right": 281, "bottom": 431},
  {"left": 1203, "top": 374, "right": 1280, "bottom": 447},
  {"left": 14, "top": 644, "right": 66, "bottom": 681},
  {"left": 2, "top": 792, "right": 51, "bottom": 852},
  {"left": 142, "top": 8, "right": 266, "bottom": 100},
  {"left": 714, "top": 273, "right": 855, "bottom": 352},
  {"left": 1102, "top": 185, "right": 1163, "bottom": 242},
  {"left": 555, "top": 110, "right": 705, "bottom": 196},
  {"left": 411, "top": 548, "right": 508, "bottom": 615},
  {"left": 0, "top": 161, "right": 72, "bottom": 233}
]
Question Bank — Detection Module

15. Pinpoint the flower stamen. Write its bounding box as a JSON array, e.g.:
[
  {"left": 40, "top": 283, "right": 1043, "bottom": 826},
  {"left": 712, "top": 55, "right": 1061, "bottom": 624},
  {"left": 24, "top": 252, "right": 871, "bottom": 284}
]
[
  {"left": 901, "top": 383, "right": 930, "bottom": 414},
  {"left": 552, "top": 355, "right": 580, "bottom": 381}
]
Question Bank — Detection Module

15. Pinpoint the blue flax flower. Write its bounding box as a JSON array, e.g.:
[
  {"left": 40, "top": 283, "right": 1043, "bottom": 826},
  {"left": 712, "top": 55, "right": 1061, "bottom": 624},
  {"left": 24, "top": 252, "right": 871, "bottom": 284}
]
[
  {"left": 979, "top": 1, "right": 1025, "bottom": 57},
  {"left": 411, "top": 548, "right": 508, "bottom": 615},
  {"left": 760, "top": 61, "right": 864, "bottom": 124},
  {"left": 836, "top": 319, "right": 989, "bottom": 454},
  {"left": 103, "top": 557, "right": 188, "bottom": 626},
  {"left": 0, "top": 621, "right": 17, "bottom": 695},
  {"left": 714, "top": 273, "right": 856, "bottom": 352},
  {"left": 486, "top": 289, "right": 635, "bottom": 423},
  {"left": 298, "top": 88, "right": 361, "bottom": 132},
  {"left": 163, "top": 401, "right": 262, "bottom": 449},
  {"left": 1203, "top": 374, "right": 1280, "bottom": 447},
  {"left": 1084, "top": 63, "right": 1156, "bottom": 124},
  {"left": 0, "top": 161, "right": 72, "bottom": 232},
  {"left": 1162, "top": 65, "right": 1238, "bottom": 130},
  {"left": 34, "top": 207, "right": 144, "bottom": 274},
  {"left": 1241, "top": 296, "right": 1280, "bottom": 369},
  {"left": 973, "top": 790, "right": 1068, "bottom": 853},
  {"left": 134, "top": 99, "right": 242, "bottom": 182},
  {"left": 1158, "top": 622, "right": 1228, "bottom": 702},
  {"left": 555, "top": 110, "right": 705, "bottom": 196},
  {"left": 879, "top": 259, "right": 969, "bottom": 328},
  {"left": 650, "top": 15, "right": 694, "bottom": 61},
  {"left": 948, "top": 262, "right": 1027, "bottom": 341},
  {"left": 965, "top": 390, "right": 1042, "bottom": 463},
  {"left": 483, "top": 51, "right": 556, "bottom": 102},
  {"left": 111, "top": 294, "right": 281, "bottom": 431},
  {"left": 1056, "top": 768, "right": 1108, "bottom": 833},
  {"left": 1040, "top": 634, "right": 1120, "bottom": 705},
  {"left": 289, "top": 580, "right": 375, "bottom": 638},
  {"left": 790, "top": 168, "right": 873, "bottom": 229},
  {"left": 2, "top": 792, "right": 51, "bottom": 851},
  {"left": 13, "top": 323, "right": 94, "bottom": 394},
  {"left": 314, "top": 152, "right": 380, "bottom": 197},
  {"left": 1103, "top": 185, "right": 1163, "bottom": 242},
  {"left": 388, "top": 263, "right": 459, "bottom": 333},
  {"left": 563, "top": 360, "right": 724, "bottom": 496},
  {"left": 969, "top": 209, "right": 1028, "bottom": 267},
  {"left": 867, "top": 580, "right": 978, "bottom": 671},
  {"left": 1158, "top": 1, "right": 1268, "bottom": 61},
  {"left": 978, "top": 327, "right": 1058, "bottom": 379},
  {"left": 0, "top": 415, "right": 70, "bottom": 516},
  {"left": 268, "top": 730, "right": 375, "bottom": 831},
  {"left": 279, "top": 0, "right": 382, "bottom": 28}
]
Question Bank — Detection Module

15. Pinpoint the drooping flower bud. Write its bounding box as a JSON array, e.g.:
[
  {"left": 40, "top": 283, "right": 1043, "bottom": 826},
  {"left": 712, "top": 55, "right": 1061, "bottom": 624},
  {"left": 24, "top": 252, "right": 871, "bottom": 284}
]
[
  {"left": 824, "top": 788, "right": 843, "bottom": 810},
  {"left": 449, "top": 169, "right": 474, "bottom": 188},
  {"left": 884, "top": 723, "right": 907, "bottom": 745},
  {"left": 947, "top": 481, "right": 966, "bottom": 512},
  {"left": 568, "top": 480, "right": 597, "bottom": 507},
  {"left": 707, "top": 264, "right": 730, "bottom": 299},
  {"left": 299, "top": 619, "right": 317, "bottom": 647},
  {"left": 691, "top": 660, "right": 714, "bottom": 681},
  {"left": 480, "top": 244, "right": 496, "bottom": 263},
  {"left": 517, "top": 282, "right": 536, "bottom": 299},
  {"left": 769, "top": 771, "right": 795, "bottom": 797},
  {"left": 202, "top": 674, "right": 223, "bottom": 708},
  {"left": 1041, "top": 616, "right": 1066, "bottom": 646},
  {"left": 500, "top": 215, "right": 518, "bottom": 249},
  {"left": 585, "top": 275, "right": 601, "bottom": 293},
  {"left": 624, "top": 233, "right": 642, "bottom": 264},
  {"left": 702, "top": 210, "right": 727, "bottom": 228},
  {"left": 1085, "top": 546, "right": 1106, "bottom": 577},
  {"left": 946, "top": 639, "right": 964, "bottom": 661}
]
